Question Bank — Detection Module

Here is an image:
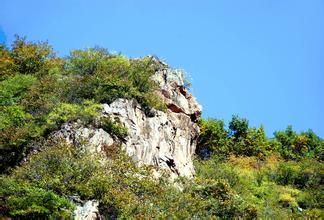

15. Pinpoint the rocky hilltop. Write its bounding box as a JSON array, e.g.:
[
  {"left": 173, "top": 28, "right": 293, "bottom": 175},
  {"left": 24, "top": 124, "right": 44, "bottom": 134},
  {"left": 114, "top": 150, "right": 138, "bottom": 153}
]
[{"left": 53, "top": 58, "right": 202, "bottom": 178}]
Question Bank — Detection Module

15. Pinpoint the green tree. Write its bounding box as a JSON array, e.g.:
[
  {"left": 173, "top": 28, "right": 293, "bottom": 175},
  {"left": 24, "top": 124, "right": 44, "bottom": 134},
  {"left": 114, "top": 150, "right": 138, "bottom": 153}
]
[
  {"left": 196, "top": 118, "right": 230, "bottom": 158},
  {"left": 229, "top": 115, "right": 249, "bottom": 139},
  {"left": 11, "top": 36, "right": 53, "bottom": 75},
  {"left": 274, "top": 126, "right": 323, "bottom": 160}
]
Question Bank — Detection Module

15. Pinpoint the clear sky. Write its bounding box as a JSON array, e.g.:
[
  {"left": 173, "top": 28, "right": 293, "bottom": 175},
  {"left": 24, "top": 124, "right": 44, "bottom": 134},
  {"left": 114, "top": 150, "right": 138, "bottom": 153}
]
[{"left": 1, "top": 0, "right": 323, "bottom": 137}]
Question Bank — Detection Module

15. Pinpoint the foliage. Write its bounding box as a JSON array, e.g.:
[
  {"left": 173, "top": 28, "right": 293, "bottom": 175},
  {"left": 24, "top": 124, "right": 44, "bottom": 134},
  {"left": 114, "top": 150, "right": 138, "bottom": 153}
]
[
  {"left": 0, "top": 74, "right": 37, "bottom": 106},
  {"left": 274, "top": 126, "right": 323, "bottom": 160},
  {"left": 196, "top": 118, "right": 230, "bottom": 158},
  {"left": 99, "top": 117, "right": 128, "bottom": 139},
  {"left": 0, "top": 105, "right": 32, "bottom": 130},
  {"left": 197, "top": 116, "right": 271, "bottom": 158},
  {"left": 11, "top": 36, "right": 53, "bottom": 75},
  {"left": 46, "top": 101, "right": 100, "bottom": 126},
  {"left": 229, "top": 115, "right": 249, "bottom": 139},
  {"left": 66, "top": 47, "right": 111, "bottom": 75},
  {"left": 0, "top": 176, "right": 74, "bottom": 219},
  {"left": 195, "top": 115, "right": 323, "bottom": 219},
  {"left": 3, "top": 139, "right": 258, "bottom": 219},
  {"left": 0, "top": 45, "right": 16, "bottom": 80}
]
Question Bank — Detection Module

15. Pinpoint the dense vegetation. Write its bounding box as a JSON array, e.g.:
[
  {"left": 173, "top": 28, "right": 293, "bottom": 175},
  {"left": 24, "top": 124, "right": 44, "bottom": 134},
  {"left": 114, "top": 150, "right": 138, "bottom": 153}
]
[
  {"left": 196, "top": 117, "right": 323, "bottom": 218},
  {"left": 0, "top": 37, "right": 323, "bottom": 219}
]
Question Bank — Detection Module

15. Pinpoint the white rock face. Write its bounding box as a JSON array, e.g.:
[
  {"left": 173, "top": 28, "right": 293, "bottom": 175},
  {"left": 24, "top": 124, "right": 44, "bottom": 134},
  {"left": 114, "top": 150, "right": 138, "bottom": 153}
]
[
  {"left": 74, "top": 200, "right": 100, "bottom": 220},
  {"left": 102, "top": 98, "right": 199, "bottom": 178},
  {"left": 53, "top": 63, "right": 202, "bottom": 178},
  {"left": 52, "top": 123, "right": 114, "bottom": 154},
  {"left": 152, "top": 68, "right": 202, "bottom": 118}
]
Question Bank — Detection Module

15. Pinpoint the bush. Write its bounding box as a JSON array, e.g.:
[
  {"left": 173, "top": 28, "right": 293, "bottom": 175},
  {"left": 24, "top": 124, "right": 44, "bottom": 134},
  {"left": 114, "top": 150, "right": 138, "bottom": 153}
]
[
  {"left": 274, "top": 126, "right": 323, "bottom": 160},
  {"left": 0, "top": 105, "right": 32, "bottom": 130},
  {"left": 196, "top": 118, "right": 230, "bottom": 158},
  {"left": 99, "top": 117, "right": 128, "bottom": 139},
  {"left": 0, "top": 45, "right": 16, "bottom": 80},
  {"left": 46, "top": 101, "right": 101, "bottom": 126},
  {"left": 21, "top": 74, "right": 65, "bottom": 116},
  {"left": 271, "top": 160, "right": 323, "bottom": 189},
  {"left": 11, "top": 36, "right": 53, "bottom": 75},
  {"left": 66, "top": 47, "right": 110, "bottom": 75},
  {"left": 197, "top": 116, "right": 270, "bottom": 158},
  {"left": 232, "top": 127, "right": 269, "bottom": 157},
  {"left": 0, "top": 176, "right": 73, "bottom": 219},
  {"left": 0, "top": 74, "right": 36, "bottom": 106},
  {"left": 192, "top": 178, "right": 247, "bottom": 218}
]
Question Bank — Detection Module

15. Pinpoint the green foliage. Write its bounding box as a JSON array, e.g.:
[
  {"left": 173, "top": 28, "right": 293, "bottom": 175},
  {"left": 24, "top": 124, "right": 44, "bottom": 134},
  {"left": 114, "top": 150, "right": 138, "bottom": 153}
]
[
  {"left": 197, "top": 118, "right": 230, "bottom": 158},
  {"left": 195, "top": 116, "right": 323, "bottom": 218},
  {"left": 269, "top": 159, "right": 323, "bottom": 189},
  {"left": 192, "top": 178, "right": 246, "bottom": 218},
  {"left": 99, "top": 117, "right": 128, "bottom": 139},
  {"left": 0, "top": 74, "right": 37, "bottom": 106},
  {"left": 11, "top": 36, "right": 53, "bottom": 75},
  {"left": 4, "top": 140, "right": 256, "bottom": 219},
  {"left": 49, "top": 102, "right": 91, "bottom": 123},
  {"left": 195, "top": 154, "right": 324, "bottom": 219},
  {"left": 66, "top": 47, "right": 110, "bottom": 75},
  {"left": 21, "top": 73, "right": 65, "bottom": 116},
  {"left": 0, "top": 105, "right": 32, "bottom": 130},
  {"left": 197, "top": 116, "right": 271, "bottom": 158},
  {"left": 274, "top": 126, "right": 323, "bottom": 160},
  {"left": 229, "top": 114, "right": 249, "bottom": 139},
  {"left": 232, "top": 126, "right": 269, "bottom": 157},
  {"left": 0, "top": 176, "right": 74, "bottom": 218}
]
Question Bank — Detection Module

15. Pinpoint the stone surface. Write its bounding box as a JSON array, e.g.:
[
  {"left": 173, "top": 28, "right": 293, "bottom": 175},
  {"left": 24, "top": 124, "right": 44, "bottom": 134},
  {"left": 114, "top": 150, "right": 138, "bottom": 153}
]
[
  {"left": 102, "top": 98, "right": 199, "bottom": 178},
  {"left": 151, "top": 68, "right": 202, "bottom": 121},
  {"left": 74, "top": 200, "right": 100, "bottom": 220},
  {"left": 52, "top": 123, "right": 115, "bottom": 154}
]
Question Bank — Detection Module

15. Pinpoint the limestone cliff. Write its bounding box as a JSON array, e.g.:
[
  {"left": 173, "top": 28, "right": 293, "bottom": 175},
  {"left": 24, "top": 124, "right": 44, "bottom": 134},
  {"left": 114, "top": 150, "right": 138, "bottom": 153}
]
[{"left": 53, "top": 58, "right": 202, "bottom": 178}]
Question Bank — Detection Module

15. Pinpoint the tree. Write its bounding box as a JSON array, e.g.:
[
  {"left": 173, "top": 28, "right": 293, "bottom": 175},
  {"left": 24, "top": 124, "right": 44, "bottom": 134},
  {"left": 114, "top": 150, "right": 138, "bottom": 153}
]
[
  {"left": 196, "top": 118, "right": 230, "bottom": 158},
  {"left": 11, "top": 36, "right": 53, "bottom": 75},
  {"left": 229, "top": 115, "right": 249, "bottom": 139}
]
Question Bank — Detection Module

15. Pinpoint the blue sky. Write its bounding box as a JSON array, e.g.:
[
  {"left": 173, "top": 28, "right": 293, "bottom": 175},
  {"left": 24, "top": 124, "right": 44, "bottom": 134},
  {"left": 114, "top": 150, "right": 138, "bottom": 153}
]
[{"left": 1, "top": 0, "right": 323, "bottom": 137}]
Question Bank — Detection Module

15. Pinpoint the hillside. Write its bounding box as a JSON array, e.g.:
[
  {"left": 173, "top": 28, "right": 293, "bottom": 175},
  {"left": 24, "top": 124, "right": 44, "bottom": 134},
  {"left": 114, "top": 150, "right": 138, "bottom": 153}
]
[{"left": 0, "top": 37, "right": 323, "bottom": 219}]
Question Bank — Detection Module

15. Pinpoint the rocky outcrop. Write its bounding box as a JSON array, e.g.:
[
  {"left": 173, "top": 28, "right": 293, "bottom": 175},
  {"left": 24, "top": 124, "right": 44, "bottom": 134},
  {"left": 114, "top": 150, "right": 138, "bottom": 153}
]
[
  {"left": 53, "top": 61, "right": 202, "bottom": 178},
  {"left": 73, "top": 199, "right": 100, "bottom": 220},
  {"left": 151, "top": 67, "right": 201, "bottom": 121},
  {"left": 102, "top": 98, "right": 199, "bottom": 178}
]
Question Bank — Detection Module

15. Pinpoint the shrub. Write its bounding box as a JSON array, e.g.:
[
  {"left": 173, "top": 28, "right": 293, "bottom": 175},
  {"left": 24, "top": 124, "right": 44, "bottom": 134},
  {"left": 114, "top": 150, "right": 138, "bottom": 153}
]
[
  {"left": 66, "top": 47, "right": 111, "bottom": 75},
  {"left": 232, "top": 127, "right": 269, "bottom": 157},
  {"left": 46, "top": 101, "right": 101, "bottom": 127},
  {"left": 0, "top": 45, "right": 16, "bottom": 80},
  {"left": 274, "top": 126, "right": 323, "bottom": 160},
  {"left": 192, "top": 178, "right": 246, "bottom": 218},
  {"left": 270, "top": 160, "right": 323, "bottom": 189},
  {"left": 21, "top": 74, "right": 65, "bottom": 116},
  {"left": 0, "top": 105, "right": 32, "bottom": 130},
  {"left": 0, "top": 176, "right": 74, "bottom": 219},
  {"left": 0, "top": 74, "right": 36, "bottom": 106},
  {"left": 99, "top": 117, "right": 128, "bottom": 139},
  {"left": 196, "top": 118, "right": 230, "bottom": 158},
  {"left": 11, "top": 36, "right": 53, "bottom": 75}
]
